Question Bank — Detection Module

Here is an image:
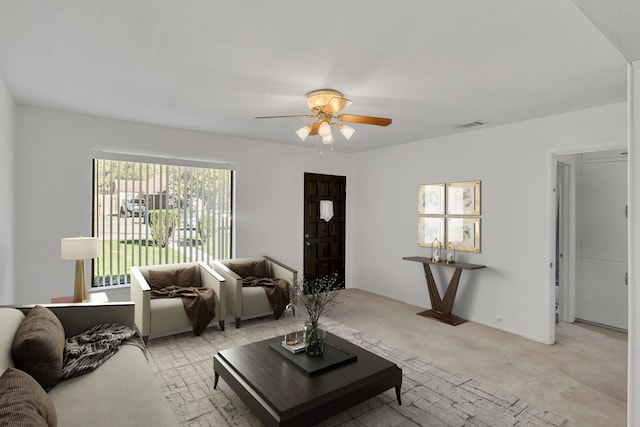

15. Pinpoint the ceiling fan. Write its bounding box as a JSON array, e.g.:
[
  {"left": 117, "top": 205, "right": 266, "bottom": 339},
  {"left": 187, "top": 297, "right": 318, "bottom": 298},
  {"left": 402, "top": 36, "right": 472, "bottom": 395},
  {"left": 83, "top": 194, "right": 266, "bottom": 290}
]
[{"left": 256, "top": 89, "right": 392, "bottom": 145}]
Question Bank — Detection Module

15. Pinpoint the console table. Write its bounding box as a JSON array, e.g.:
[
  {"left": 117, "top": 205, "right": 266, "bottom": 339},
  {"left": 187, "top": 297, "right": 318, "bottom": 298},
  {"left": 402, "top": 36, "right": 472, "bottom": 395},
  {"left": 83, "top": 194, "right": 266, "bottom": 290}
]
[{"left": 403, "top": 256, "right": 485, "bottom": 326}]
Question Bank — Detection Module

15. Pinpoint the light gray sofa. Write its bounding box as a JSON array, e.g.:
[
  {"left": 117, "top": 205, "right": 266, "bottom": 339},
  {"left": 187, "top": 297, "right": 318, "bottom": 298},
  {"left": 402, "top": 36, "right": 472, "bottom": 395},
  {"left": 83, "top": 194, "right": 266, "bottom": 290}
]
[{"left": 0, "top": 302, "right": 177, "bottom": 427}]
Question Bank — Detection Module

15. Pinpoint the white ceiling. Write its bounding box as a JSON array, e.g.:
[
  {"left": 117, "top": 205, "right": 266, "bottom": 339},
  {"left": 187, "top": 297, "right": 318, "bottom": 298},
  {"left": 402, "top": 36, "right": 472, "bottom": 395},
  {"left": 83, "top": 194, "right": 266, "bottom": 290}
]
[
  {"left": 0, "top": 1, "right": 630, "bottom": 153},
  {"left": 571, "top": 0, "right": 640, "bottom": 62}
]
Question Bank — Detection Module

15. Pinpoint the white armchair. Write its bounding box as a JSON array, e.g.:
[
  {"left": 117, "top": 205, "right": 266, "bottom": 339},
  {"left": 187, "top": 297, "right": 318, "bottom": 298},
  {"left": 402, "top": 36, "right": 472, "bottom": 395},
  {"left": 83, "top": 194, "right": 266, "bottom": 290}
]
[
  {"left": 130, "top": 261, "right": 226, "bottom": 341},
  {"left": 211, "top": 256, "right": 297, "bottom": 328}
]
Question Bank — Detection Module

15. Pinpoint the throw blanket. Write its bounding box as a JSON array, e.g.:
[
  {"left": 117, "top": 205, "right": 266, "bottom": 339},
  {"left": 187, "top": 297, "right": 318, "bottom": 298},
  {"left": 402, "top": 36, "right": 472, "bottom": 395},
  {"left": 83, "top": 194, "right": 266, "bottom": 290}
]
[
  {"left": 61, "top": 323, "right": 144, "bottom": 380},
  {"left": 242, "top": 277, "right": 290, "bottom": 319},
  {"left": 151, "top": 286, "right": 216, "bottom": 336}
]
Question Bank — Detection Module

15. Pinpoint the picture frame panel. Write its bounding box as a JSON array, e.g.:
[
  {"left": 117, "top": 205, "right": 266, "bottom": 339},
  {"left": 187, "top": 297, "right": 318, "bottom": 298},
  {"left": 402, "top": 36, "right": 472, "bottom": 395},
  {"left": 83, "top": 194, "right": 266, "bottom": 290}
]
[
  {"left": 418, "top": 183, "right": 445, "bottom": 215},
  {"left": 418, "top": 216, "right": 445, "bottom": 247},
  {"left": 446, "top": 217, "right": 480, "bottom": 252},
  {"left": 447, "top": 181, "right": 480, "bottom": 215}
]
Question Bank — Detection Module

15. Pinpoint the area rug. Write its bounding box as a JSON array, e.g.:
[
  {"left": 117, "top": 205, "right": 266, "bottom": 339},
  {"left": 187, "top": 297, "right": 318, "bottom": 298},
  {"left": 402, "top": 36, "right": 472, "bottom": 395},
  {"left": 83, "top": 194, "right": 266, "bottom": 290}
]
[{"left": 146, "top": 317, "right": 568, "bottom": 427}]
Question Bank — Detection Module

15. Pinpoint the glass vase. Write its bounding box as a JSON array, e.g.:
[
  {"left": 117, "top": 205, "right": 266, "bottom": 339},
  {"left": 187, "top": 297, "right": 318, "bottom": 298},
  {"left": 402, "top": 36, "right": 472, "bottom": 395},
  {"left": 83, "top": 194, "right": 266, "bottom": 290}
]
[
  {"left": 304, "top": 321, "right": 326, "bottom": 357},
  {"left": 283, "top": 303, "right": 300, "bottom": 346}
]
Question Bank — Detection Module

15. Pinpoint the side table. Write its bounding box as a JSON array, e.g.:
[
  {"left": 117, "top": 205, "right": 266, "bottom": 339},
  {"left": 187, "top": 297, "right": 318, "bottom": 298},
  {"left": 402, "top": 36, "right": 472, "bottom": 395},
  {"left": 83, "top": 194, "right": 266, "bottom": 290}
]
[
  {"left": 51, "top": 292, "right": 109, "bottom": 304},
  {"left": 403, "top": 256, "right": 485, "bottom": 325}
]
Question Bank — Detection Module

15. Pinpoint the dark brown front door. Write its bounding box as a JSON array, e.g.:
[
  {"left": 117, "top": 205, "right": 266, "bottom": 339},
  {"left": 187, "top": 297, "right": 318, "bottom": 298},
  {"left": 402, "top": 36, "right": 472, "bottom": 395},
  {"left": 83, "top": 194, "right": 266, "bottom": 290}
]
[{"left": 303, "top": 173, "right": 346, "bottom": 288}]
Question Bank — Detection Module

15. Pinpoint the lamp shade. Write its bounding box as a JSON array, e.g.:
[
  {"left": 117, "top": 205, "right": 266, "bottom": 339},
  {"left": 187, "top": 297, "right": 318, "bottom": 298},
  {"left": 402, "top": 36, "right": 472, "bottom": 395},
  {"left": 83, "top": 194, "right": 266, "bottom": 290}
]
[
  {"left": 318, "top": 121, "right": 331, "bottom": 137},
  {"left": 339, "top": 124, "right": 355, "bottom": 140},
  {"left": 61, "top": 237, "right": 99, "bottom": 260},
  {"left": 296, "top": 125, "right": 311, "bottom": 141}
]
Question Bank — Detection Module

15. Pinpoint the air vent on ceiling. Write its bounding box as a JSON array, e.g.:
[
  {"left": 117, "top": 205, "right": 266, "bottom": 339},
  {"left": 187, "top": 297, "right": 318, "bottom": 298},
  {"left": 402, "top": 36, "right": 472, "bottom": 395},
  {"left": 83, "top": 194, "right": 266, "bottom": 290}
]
[{"left": 451, "top": 121, "right": 487, "bottom": 129}]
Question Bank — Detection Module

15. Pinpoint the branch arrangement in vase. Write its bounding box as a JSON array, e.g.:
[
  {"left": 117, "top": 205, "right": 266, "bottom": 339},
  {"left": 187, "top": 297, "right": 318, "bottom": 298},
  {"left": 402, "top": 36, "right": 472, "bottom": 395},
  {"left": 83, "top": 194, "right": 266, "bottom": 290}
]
[{"left": 292, "top": 273, "right": 342, "bottom": 325}]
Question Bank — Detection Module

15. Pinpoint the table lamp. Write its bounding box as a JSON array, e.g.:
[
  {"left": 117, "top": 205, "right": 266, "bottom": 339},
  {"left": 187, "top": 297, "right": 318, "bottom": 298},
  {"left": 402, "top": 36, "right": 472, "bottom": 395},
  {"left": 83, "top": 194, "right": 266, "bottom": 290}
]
[{"left": 61, "top": 236, "right": 99, "bottom": 302}]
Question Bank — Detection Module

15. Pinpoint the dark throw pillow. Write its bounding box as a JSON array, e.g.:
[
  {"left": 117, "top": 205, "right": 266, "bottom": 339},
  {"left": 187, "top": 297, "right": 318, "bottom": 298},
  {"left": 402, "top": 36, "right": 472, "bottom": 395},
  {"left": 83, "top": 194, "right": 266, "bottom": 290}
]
[
  {"left": 0, "top": 368, "right": 57, "bottom": 427},
  {"left": 148, "top": 266, "right": 197, "bottom": 291},
  {"left": 228, "top": 259, "right": 267, "bottom": 279},
  {"left": 11, "top": 305, "right": 65, "bottom": 392}
]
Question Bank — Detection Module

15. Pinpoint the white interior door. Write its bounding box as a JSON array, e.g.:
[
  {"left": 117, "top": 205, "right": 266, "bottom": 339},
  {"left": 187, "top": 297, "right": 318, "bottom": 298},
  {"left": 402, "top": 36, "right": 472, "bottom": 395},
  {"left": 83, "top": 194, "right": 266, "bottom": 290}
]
[{"left": 575, "top": 150, "right": 628, "bottom": 330}]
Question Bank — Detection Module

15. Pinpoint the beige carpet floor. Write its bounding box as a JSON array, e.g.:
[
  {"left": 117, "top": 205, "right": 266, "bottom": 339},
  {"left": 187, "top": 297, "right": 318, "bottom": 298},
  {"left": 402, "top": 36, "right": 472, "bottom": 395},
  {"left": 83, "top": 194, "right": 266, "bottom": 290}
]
[
  {"left": 147, "top": 316, "right": 568, "bottom": 427},
  {"left": 327, "top": 289, "right": 628, "bottom": 427}
]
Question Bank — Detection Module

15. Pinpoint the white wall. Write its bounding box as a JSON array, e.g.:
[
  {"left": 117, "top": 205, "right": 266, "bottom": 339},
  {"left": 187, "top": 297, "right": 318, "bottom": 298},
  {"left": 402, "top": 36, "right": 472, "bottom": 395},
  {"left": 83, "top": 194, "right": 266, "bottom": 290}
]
[
  {"left": 13, "top": 101, "right": 628, "bottom": 344},
  {"left": 14, "top": 106, "right": 353, "bottom": 304},
  {"left": 0, "top": 76, "right": 15, "bottom": 304},
  {"left": 351, "top": 102, "right": 627, "bottom": 343}
]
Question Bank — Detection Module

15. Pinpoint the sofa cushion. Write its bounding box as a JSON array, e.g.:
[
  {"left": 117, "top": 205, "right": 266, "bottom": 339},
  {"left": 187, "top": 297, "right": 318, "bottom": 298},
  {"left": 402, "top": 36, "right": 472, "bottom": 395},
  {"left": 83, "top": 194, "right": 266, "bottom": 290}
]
[
  {"left": 228, "top": 259, "right": 267, "bottom": 279},
  {"left": 148, "top": 266, "right": 197, "bottom": 291},
  {"left": 12, "top": 305, "right": 65, "bottom": 391},
  {"left": 48, "top": 345, "right": 177, "bottom": 427},
  {"left": 0, "top": 367, "right": 57, "bottom": 427},
  {"left": 0, "top": 308, "right": 26, "bottom": 373}
]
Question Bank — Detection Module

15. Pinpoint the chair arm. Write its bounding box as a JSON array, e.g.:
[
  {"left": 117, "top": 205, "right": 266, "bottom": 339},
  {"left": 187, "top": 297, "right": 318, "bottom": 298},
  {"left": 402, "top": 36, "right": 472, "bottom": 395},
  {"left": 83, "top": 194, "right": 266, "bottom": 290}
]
[
  {"left": 15, "top": 303, "right": 135, "bottom": 339},
  {"left": 130, "top": 267, "right": 152, "bottom": 336},
  {"left": 265, "top": 256, "right": 298, "bottom": 286},
  {"left": 210, "top": 260, "right": 243, "bottom": 320},
  {"left": 198, "top": 261, "right": 226, "bottom": 320}
]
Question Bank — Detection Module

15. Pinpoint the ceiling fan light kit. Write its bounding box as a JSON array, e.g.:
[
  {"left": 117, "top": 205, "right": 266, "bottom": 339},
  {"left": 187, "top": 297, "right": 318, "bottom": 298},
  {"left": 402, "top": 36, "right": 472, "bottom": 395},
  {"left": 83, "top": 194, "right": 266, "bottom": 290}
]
[
  {"left": 296, "top": 125, "right": 311, "bottom": 141},
  {"left": 257, "top": 88, "right": 392, "bottom": 148},
  {"left": 339, "top": 124, "right": 355, "bottom": 140}
]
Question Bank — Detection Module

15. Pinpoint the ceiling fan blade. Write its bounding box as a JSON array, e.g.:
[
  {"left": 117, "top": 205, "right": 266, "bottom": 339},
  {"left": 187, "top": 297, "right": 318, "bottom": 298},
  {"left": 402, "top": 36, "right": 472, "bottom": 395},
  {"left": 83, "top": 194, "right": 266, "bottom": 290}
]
[
  {"left": 255, "top": 114, "right": 315, "bottom": 119},
  {"left": 338, "top": 114, "right": 392, "bottom": 126},
  {"left": 323, "top": 96, "right": 352, "bottom": 114}
]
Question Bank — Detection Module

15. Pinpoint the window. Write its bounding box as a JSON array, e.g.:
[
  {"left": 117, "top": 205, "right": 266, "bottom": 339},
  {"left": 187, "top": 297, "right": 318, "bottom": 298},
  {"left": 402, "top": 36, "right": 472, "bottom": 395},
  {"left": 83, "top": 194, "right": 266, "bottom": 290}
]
[{"left": 92, "top": 153, "right": 233, "bottom": 287}]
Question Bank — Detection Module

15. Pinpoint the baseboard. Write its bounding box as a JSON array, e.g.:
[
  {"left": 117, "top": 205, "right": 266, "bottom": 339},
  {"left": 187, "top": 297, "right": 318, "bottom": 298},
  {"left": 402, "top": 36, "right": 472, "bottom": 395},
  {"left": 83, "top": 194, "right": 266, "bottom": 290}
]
[{"left": 347, "top": 286, "right": 552, "bottom": 345}]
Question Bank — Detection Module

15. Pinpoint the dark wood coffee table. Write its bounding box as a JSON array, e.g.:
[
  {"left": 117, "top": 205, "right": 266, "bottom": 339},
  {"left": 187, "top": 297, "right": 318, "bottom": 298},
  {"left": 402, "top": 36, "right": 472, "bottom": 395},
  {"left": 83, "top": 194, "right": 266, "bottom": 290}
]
[{"left": 213, "top": 332, "right": 402, "bottom": 427}]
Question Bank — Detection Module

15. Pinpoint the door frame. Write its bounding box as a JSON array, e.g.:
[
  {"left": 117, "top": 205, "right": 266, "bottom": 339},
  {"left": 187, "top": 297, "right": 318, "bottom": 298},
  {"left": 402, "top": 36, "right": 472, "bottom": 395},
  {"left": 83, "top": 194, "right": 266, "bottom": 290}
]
[
  {"left": 301, "top": 170, "right": 349, "bottom": 286},
  {"left": 556, "top": 159, "right": 575, "bottom": 324},
  {"left": 547, "top": 142, "right": 627, "bottom": 344}
]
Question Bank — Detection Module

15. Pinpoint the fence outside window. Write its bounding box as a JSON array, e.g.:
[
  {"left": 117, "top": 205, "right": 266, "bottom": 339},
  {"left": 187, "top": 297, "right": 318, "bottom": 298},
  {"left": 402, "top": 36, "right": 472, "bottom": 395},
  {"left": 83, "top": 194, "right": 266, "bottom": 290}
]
[{"left": 92, "top": 154, "right": 233, "bottom": 287}]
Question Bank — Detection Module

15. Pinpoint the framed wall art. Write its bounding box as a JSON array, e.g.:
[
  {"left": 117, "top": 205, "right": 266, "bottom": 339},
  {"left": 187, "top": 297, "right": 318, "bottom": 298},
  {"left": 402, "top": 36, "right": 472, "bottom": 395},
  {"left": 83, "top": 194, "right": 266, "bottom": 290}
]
[
  {"left": 447, "top": 180, "right": 480, "bottom": 215},
  {"left": 447, "top": 217, "right": 480, "bottom": 252},
  {"left": 418, "top": 183, "right": 445, "bottom": 215},
  {"left": 418, "top": 216, "right": 445, "bottom": 247}
]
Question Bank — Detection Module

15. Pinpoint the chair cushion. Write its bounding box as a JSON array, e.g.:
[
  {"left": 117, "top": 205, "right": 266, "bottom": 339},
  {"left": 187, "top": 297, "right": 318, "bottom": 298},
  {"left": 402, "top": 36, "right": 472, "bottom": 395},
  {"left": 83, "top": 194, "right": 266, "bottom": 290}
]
[
  {"left": 11, "top": 305, "right": 65, "bottom": 392},
  {"left": 0, "top": 367, "right": 57, "bottom": 427},
  {"left": 228, "top": 259, "right": 267, "bottom": 278},
  {"left": 148, "top": 266, "right": 197, "bottom": 291}
]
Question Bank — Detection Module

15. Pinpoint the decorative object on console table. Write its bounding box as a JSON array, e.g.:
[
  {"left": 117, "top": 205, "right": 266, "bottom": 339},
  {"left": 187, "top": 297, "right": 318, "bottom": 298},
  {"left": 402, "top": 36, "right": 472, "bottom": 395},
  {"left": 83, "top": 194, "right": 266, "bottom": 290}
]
[
  {"left": 431, "top": 238, "right": 442, "bottom": 263},
  {"left": 446, "top": 241, "right": 456, "bottom": 264},
  {"left": 403, "top": 256, "right": 485, "bottom": 325},
  {"left": 61, "top": 236, "right": 99, "bottom": 303},
  {"left": 292, "top": 273, "right": 342, "bottom": 357}
]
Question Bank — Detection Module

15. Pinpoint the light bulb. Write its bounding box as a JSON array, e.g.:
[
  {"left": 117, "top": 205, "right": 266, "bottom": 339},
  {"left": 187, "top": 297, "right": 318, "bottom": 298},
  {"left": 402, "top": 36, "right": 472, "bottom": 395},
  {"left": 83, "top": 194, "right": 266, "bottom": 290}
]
[
  {"left": 318, "top": 121, "right": 331, "bottom": 137},
  {"left": 296, "top": 125, "right": 311, "bottom": 141},
  {"left": 339, "top": 124, "right": 355, "bottom": 140},
  {"left": 322, "top": 133, "right": 334, "bottom": 145}
]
